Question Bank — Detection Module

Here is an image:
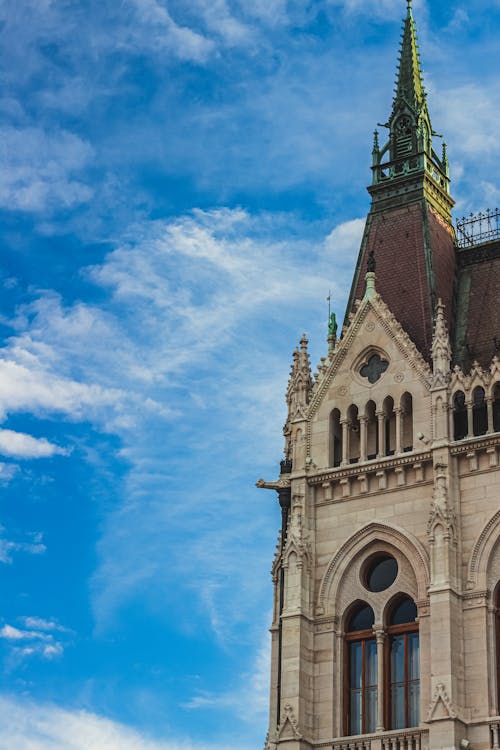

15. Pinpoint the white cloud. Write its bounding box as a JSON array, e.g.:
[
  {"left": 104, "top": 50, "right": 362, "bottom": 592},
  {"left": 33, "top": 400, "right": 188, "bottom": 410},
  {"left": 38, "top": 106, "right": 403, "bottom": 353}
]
[
  {"left": 128, "top": 0, "right": 215, "bottom": 61},
  {"left": 0, "top": 126, "right": 93, "bottom": 213},
  {"left": 325, "top": 217, "right": 365, "bottom": 266},
  {"left": 0, "top": 209, "right": 359, "bottom": 636},
  {"left": 0, "top": 695, "right": 247, "bottom": 750},
  {"left": 19, "top": 616, "right": 70, "bottom": 633},
  {"left": 0, "top": 463, "right": 18, "bottom": 484},
  {"left": 0, "top": 531, "right": 46, "bottom": 564},
  {"left": 0, "top": 429, "right": 68, "bottom": 459},
  {"left": 0, "top": 618, "right": 72, "bottom": 664}
]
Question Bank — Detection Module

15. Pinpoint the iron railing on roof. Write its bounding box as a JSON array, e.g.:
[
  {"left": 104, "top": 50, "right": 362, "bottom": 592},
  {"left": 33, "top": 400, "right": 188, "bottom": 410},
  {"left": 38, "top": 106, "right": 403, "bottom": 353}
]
[{"left": 456, "top": 208, "right": 500, "bottom": 248}]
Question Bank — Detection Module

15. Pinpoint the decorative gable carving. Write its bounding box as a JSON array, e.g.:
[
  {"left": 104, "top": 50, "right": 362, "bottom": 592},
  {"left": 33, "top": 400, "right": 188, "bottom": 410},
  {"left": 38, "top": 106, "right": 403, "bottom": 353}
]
[
  {"left": 307, "top": 290, "right": 431, "bottom": 421},
  {"left": 427, "top": 682, "right": 457, "bottom": 721},
  {"left": 277, "top": 703, "right": 302, "bottom": 740}
]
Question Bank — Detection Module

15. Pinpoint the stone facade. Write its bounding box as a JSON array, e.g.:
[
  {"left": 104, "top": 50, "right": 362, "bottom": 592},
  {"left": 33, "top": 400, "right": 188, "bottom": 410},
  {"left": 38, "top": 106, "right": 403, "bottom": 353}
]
[{"left": 258, "top": 5, "right": 500, "bottom": 750}]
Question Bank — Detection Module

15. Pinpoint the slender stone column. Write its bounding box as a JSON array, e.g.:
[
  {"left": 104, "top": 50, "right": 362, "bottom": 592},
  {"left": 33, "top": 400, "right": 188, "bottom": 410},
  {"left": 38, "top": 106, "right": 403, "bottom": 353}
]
[
  {"left": 377, "top": 412, "right": 385, "bottom": 458},
  {"left": 374, "top": 626, "right": 386, "bottom": 732},
  {"left": 487, "top": 397, "right": 494, "bottom": 434},
  {"left": 467, "top": 401, "right": 473, "bottom": 438},
  {"left": 341, "top": 420, "right": 349, "bottom": 466},
  {"left": 395, "top": 407, "right": 402, "bottom": 454},
  {"left": 359, "top": 415, "right": 368, "bottom": 462}
]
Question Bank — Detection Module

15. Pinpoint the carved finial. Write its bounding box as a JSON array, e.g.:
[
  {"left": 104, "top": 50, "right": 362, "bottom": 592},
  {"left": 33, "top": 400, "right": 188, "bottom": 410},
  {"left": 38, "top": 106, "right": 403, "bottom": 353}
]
[
  {"left": 367, "top": 249, "right": 376, "bottom": 273},
  {"left": 286, "top": 334, "right": 312, "bottom": 425},
  {"left": 431, "top": 298, "right": 451, "bottom": 381}
]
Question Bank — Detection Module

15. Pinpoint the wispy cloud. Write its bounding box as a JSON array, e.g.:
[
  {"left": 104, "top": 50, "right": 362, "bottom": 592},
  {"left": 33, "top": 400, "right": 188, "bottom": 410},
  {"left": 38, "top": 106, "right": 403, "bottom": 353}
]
[
  {"left": 0, "top": 126, "right": 93, "bottom": 213},
  {"left": 0, "top": 694, "right": 250, "bottom": 750},
  {"left": 0, "top": 530, "right": 46, "bottom": 564},
  {"left": 0, "top": 617, "right": 72, "bottom": 665},
  {"left": 0, "top": 429, "right": 69, "bottom": 459}
]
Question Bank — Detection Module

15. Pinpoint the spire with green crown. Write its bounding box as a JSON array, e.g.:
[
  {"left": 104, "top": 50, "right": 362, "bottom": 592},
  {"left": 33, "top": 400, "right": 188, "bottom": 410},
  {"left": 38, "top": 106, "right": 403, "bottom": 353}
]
[
  {"left": 392, "top": 0, "right": 426, "bottom": 116},
  {"left": 369, "top": 0, "right": 453, "bottom": 222}
]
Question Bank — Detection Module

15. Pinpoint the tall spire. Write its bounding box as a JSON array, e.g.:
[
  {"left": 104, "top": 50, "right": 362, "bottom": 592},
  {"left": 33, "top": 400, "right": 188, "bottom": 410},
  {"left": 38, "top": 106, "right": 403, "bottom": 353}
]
[{"left": 393, "top": 0, "right": 426, "bottom": 116}]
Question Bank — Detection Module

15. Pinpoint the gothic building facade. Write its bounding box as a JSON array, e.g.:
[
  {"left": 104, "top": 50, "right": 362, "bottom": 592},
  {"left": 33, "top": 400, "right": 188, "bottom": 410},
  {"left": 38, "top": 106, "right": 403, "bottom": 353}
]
[{"left": 258, "top": 4, "right": 500, "bottom": 750}]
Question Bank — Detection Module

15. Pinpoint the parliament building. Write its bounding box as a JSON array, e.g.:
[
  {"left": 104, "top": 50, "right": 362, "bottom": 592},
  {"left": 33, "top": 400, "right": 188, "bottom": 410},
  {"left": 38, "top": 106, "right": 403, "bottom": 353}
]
[{"left": 258, "top": 3, "right": 500, "bottom": 750}]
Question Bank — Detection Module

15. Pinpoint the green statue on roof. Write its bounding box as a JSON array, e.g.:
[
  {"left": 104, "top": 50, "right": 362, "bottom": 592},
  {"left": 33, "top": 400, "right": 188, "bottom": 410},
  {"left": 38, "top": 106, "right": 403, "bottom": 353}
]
[{"left": 328, "top": 312, "right": 338, "bottom": 338}]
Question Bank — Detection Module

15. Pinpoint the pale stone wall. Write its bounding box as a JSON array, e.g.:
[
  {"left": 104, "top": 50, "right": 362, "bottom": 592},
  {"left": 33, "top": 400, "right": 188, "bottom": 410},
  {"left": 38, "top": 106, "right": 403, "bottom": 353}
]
[{"left": 263, "top": 287, "right": 500, "bottom": 750}]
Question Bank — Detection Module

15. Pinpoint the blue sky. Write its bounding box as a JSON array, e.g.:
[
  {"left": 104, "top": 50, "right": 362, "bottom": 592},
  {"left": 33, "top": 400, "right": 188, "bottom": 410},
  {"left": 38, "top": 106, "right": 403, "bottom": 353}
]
[{"left": 1, "top": 0, "right": 500, "bottom": 747}]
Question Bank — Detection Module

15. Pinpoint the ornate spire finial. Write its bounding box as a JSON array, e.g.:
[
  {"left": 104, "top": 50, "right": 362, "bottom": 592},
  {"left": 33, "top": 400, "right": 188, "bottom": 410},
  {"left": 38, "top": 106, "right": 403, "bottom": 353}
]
[
  {"left": 367, "top": 249, "right": 376, "bottom": 273},
  {"left": 431, "top": 298, "right": 451, "bottom": 379},
  {"left": 393, "top": 0, "right": 425, "bottom": 113}
]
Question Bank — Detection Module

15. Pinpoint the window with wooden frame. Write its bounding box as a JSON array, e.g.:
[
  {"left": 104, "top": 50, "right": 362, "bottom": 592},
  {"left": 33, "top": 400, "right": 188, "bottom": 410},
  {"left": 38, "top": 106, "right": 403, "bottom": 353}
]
[
  {"left": 344, "top": 603, "right": 377, "bottom": 736},
  {"left": 385, "top": 596, "right": 420, "bottom": 730}
]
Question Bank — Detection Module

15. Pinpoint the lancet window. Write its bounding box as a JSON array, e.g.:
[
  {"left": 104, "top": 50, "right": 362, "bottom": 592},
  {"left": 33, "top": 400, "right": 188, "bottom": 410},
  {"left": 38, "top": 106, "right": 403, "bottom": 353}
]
[
  {"left": 493, "top": 383, "right": 500, "bottom": 433},
  {"left": 496, "top": 584, "right": 500, "bottom": 713},
  {"left": 453, "top": 390, "right": 468, "bottom": 440},
  {"left": 344, "top": 603, "right": 377, "bottom": 736},
  {"left": 386, "top": 596, "right": 420, "bottom": 729},
  {"left": 472, "top": 386, "right": 488, "bottom": 436}
]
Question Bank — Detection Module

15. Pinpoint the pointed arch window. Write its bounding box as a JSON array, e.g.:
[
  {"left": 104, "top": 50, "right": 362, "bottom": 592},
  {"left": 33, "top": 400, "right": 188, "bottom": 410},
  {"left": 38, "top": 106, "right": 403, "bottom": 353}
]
[
  {"left": 344, "top": 604, "right": 377, "bottom": 736},
  {"left": 386, "top": 596, "right": 420, "bottom": 729},
  {"left": 453, "top": 390, "right": 468, "bottom": 440},
  {"left": 472, "top": 386, "right": 488, "bottom": 436},
  {"left": 493, "top": 383, "right": 500, "bottom": 433}
]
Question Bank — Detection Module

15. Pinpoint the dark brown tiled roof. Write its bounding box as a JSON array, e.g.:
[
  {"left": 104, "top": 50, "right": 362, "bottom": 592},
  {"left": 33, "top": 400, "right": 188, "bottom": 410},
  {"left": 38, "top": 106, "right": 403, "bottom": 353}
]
[{"left": 454, "top": 239, "right": 500, "bottom": 369}]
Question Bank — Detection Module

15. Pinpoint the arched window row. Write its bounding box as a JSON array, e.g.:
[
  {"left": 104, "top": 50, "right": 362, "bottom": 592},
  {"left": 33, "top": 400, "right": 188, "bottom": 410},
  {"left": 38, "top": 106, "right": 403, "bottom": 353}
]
[
  {"left": 331, "top": 394, "right": 413, "bottom": 467},
  {"left": 452, "top": 382, "right": 500, "bottom": 441},
  {"left": 344, "top": 597, "right": 420, "bottom": 736}
]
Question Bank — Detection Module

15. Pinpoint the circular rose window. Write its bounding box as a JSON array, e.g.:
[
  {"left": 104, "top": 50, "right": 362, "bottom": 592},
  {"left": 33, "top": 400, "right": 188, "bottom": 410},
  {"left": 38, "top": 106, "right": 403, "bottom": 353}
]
[{"left": 362, "top": 553, "right": 398, "bottom": 592}]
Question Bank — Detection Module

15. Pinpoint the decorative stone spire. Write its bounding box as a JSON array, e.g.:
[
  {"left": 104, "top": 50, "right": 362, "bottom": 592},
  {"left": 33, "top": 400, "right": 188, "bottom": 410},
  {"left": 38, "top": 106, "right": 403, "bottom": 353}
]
[
  {"left": 364, "top": 250, "right": 376, "bottom": 300},
  {"left": 393, "top": 0, "right": 426, "bottom": 115},
  {"left": 286, "top": 334, "right": 312, "bottom": 421},
  {"left": 431, "top": 299, "right": 451, "bottom": 381}
]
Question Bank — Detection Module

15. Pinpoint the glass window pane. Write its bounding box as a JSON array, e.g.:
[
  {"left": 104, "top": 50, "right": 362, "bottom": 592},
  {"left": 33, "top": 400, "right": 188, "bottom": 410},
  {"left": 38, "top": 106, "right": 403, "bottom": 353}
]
[
  {"left": 348, "top": 604, "right": 375, "bottom": 632},
  {"left": 390, "top": 635, "right": 405, "bottom": 683},
  {"left": 365, "top": 639, "right": 378, "bottom": 687},
  {"left": 350, "top": 642, "right": 362, "bottom": 689},
  {"left": 408, "top": 681, "right": 420, "bottom": 727},
  {"left": 391, "top": 685, "right": 405, "bottom": 729},
  {"left": 390, "top": 597, "right": 417, "bottom": 625},
  {"left": 365, "top": 554, "right": 398, "bottom": 592},
  {"left": 366, "top": 686, "right": 378, "bottom": 733},
  {"left": 408, "top": 632, "right": 420, "bottom": 681},
  {"left": 350, "top": 690, "right": 362, "bottom": 735}
]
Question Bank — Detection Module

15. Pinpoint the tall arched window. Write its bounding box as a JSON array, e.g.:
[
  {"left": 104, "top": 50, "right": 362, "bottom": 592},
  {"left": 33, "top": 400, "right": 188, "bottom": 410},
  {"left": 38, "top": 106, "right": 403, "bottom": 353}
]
[
  {"left": 453, "top": 390, "right": 468, "bottom": 440},
  {"left": 386, "top": 596, "right": 419, "bottom": 729},
  {"left": 400, "top": 392, "right": 413, "bottom": 452},
  {"left": 472, "top": 386, "right": 488, "bottom": 436},
  {"left": 365, "top": 400, "right": 378, "bottom": 460},
  {"left": 331, "top": 409, "right": 342, "bottom": 467},
  {"left": 345, "top": 603, "right": 377, "bottom": 736},
  {"left": 347, "top": 405, "right": 360, "bottom": 464},
  {"left": 383, "top": 396, "right": 395, "bottom": 456},
  {"left": 493, "top": 383, "right": 500, "bottom": 433}
]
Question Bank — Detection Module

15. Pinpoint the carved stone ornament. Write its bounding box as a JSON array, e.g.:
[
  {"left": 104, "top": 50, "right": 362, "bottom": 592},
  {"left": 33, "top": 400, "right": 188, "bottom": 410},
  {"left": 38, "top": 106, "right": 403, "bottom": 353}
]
[
  {"left": 427, "top": 682, "right": 457, "bottom": 721},
  {"left": 264, "top": 731, "right": 278, "bottom": 750},
  {"left": 427, "top": 470, "right": 457, "bottom": 544},
  {"left": 431, "top": 299, "right": 451, "bottom": 386},
  {"left": 277, "top": 703, "right": 302, "bottom": 740},
  {"left": 286, "top": 334, "right": 313, "bottom": 425},
  {"left": 256, "top": 477, "right": 291, "bottom": 491},
  {"left": 283, "top": 507, "right": 311, "bottom": 571}
]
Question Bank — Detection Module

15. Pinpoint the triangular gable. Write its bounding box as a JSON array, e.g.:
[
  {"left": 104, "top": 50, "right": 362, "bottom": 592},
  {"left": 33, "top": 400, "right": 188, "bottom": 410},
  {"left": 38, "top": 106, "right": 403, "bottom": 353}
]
[
  {"left": 308, "top": 291, "right": 432, "bottom": 421},
  {"left": 427, "top": 682, "right": 457, "bottom": 721},
  {"left": 277, "top": 704, "right": 302, "bottom": 740}
]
